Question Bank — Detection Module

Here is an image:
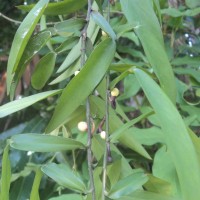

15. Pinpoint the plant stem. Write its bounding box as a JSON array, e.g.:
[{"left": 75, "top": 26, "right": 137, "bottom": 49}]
[
  {"left": 0, "top": 12, "right": 56, "bottom": 26},
  {"left": 81, "top": 1, "right": 96, "bottom": 199},
  {"left": 102, "top": 1, "right": 111, "bottom": 199}
]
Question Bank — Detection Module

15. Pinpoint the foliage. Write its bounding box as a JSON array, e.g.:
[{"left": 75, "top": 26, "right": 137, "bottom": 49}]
[{"left": 0, "top": 0, "right": 200, "bottom": 199}]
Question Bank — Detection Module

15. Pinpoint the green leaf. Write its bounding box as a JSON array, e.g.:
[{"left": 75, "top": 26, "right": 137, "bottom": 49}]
[
  {"left": 49, "top": 60, "right": 80, "bottom": 85},
  {"left": 108, "top": 170, "right": 148, "bottom": 199},
  {"left": 10, "top": 133, "right": 85, "bottom": 152},
  {"left": 144, "top": 175, "right": 173, "bottom": 196},
  {"left": 55, "top": 18, "right": 85, "bottom": 37},
  {"left": 18, "top": 0, "right": 87, "bottom": 15},
  {"left": 55, "top": 37, "right": 79, "bottom": 54},
  {"left": 134, "top": 69, "right": 200, "bottom": 200},
  {"left": 91, "top": 11, "right": 117, "bottom": 40},
  {"left": 185, "top": 0, "right": 200, "bottom": 8},
  {"left": 131, "top": 127, "right": 165, "bottom": 146},
  {"left": 110, "top": 110, "right": 154, "bottom": 142},
  {"left": 7, "top": 0, "right": 49, "bottom": 94},
  {"left": 42, "top": 163, "right": 86, "bottom": 193},
  {"left": 56, "top": 7, "right": 99, "bottom": 73},
  {"left": 90, "top": 95, "right": 151, "bottom": 160},
  {"left": 121, "top": 0, "right": 177, "bottom": 103},
  {"left": 30, "top": 168, "right": 43, "bottom": 200},
  {"left": 49, "top": 194, "right": 82, "bottom": 200},
  {"left": 0, "top": 90, "right": 61, "bottom": 118},
  {"left": 46, "top": 38, "right": 116, "bottom": 133},
  {"left": 120, "top": 190, "right": 181, "bottom": 200},
  {"left": 0, "top": 145, "right": 11, "bottom": 200},
  {"left": 56, "top": 39, "right": 81, "bottom": 73},
  {"left": 171, "top": 56, "right": 200, "bottom": 67},
  {"left": 153, "top": 146, "right": 181, "bottom": 197},
  {"left": 161, "top": 7, "right": 200, "bottom": 17},
  {"left": 9, "top": 30, "right": 52, "bottom": 99},
  {"left": 31, "top": 52, "right": 56, "bottom": 90}
]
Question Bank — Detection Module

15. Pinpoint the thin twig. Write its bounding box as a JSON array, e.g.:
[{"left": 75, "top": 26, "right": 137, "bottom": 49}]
[
  {"left": 0, "top": 12, "right": 21, "bottom": 24},
  {"left": 0, "top": 12, "right": 56, "bottom": 26},
  {"left": 102, "top": 1, "right": 111, "bottom": 199},
  {"left": 81, "top": 0, "right": 96, "bottom": 199}
]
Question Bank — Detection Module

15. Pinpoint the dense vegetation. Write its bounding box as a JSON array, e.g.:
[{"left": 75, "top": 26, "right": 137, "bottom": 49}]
[{"left": 0, "top": 0, "right": 200, "bottom": 199}]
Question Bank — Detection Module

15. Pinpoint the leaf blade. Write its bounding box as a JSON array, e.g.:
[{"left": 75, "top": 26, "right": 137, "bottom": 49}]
[
  {"left": 7, "top": 0, "right": 49, "bottom": 94},
  {"left": 135, "top": 69, "right": 200, "bottom": 200},
  {"left": 0, "top": 90, "right": 61, "bottom": 118},
  {"left": 10, "top": 133, "right": 85, "bottom": 152},
  {"left": 120, "top": 0, "right": 177, "bottom": 103},
  {"left": 46, "top": 38, "right": 116, "bottom": 132}
]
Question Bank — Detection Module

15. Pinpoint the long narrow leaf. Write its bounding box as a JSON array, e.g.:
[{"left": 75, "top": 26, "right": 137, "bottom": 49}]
[
  {"left": 120, "top": 0, "right": 177, "bottom": 103},
  {"left": 134, "top": 69, "right": 200, "bottom": 200},
  {"left": 10, "top": 134, "right": 85, "bottom": 152},
  {"left": 0, "top": 145, "right": 11, "bottom": 200},
  {"left": 46, "top": 38, "right": 116, "bottom": 132},
  {"left": 42, "top": 163, "right": 86, "bottom": 193},
  {"left": 7, "top": 0, "right": 49, "bottom": 94},
  {"left": 30, "top": 168, "right": 43, "bottom": 200},
  {"left": 0, "top": 90, "right": 61, "bottom": 118}
]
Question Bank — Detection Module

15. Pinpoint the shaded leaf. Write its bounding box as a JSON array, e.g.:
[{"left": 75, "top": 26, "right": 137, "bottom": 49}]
[
  {"left": 18, "top": 0, "right": 87, "bottom": 15},
  {"left": 185, "top": 0, "right": 200, "bottom": 8},
  {"left": 55, "top": 37, "right": 79, "bottom": 54},
  {"left": 55, "top": 18, "right": 85, "bottom": 37},
  {"left": 30, "top": 168, "right": 43, "bottom": 200},
  {"left": 9, "top": 30, "right": 52, "bottom": 99},
  {"left": 42, "top": 163, "right": 86, "bottom": 193},
  {"left": 10, "top": 133, "right": 85, "bottom": 152},
  {"left": 31, "top": 52, "right": 56, "bottom": 90},
  {"left": 90, "top": 95, "right": 151, "bottom": 159},
  {"left": 7, "top": 0, "right": 49, "bottom": 94},
  {"left": 110, "top": 110, "right": 154, "bottom": 142}
]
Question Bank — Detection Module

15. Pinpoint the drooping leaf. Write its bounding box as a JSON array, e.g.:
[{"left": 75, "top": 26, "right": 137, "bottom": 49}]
[
  {"left": 134, "top": 69, "right": 200, "bottom": 200},
  {"left": 0, "top": 90, "right": 61, "bottom": 118},
  {"left": 108, "top": 170, "right": 148, "bottom": 199},
  {"left": 9, "top": 30, "right": 52, "bottom": 99},
  {"left": 0, "top": 145, "right": 11, "bottom": 200},
  {"left": 31, "top": 52, "right": 56, "bottom": 90},
  {"left": 42, "top": 163, "right": 87, "bottom": 193},
  {"left": 18, "top": 0, "right": 87, "bottom": 15},
  {"left": 120, "top": 0, "right": 177, "bottom": 103},
  {"left": 7, "top": 0, "right": 49, "bottom": 94},
  {"left": 91, "top": 10, "right": 117, "bottom": 40},
  {"left": 10, "top": 133, "right": 85, "bottom": 152},
  {"left": 54, "top": 18, "right": 85, "bottom": 37},
  {"left": 30, "top": 168, "right": 43, "bottom": 200},
  {"left": 46, "top": 38, "right": 116, "bottom": 133}
]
